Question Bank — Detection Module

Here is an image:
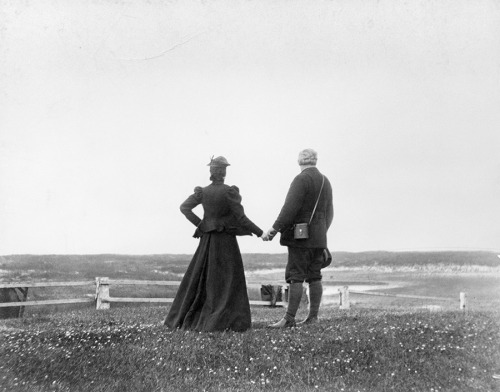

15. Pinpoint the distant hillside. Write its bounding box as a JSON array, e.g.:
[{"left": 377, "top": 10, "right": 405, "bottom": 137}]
[
  {"left": 0, "top": 254, "right": 193, "bottom": 281},
  {"left": 243, "top": 251, "right": 500, "bottom": 270},
  {"left": 330, "top": 251, "right": 500, "bottom": 268},
  {"left": 0, "top": 251, "right": 499, "bottom": 282}
]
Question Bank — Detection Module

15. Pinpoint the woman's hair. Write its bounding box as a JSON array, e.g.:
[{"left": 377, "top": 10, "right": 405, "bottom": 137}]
[
  {"left": 210, "top": 166, "right": 226, "bottom": 182},
  {"left": 298, "top": 148, "right": 318, "bottom": 166}
]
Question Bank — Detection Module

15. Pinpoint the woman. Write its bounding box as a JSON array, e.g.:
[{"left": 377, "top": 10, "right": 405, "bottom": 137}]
[{"left": 164, "top": 156, "right": 264, "bottom": 332}]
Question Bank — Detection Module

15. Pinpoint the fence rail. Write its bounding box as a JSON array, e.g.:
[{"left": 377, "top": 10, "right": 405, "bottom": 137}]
[
  {"left": 0, "top": 279, "right": 466, "bottom": 313},
  {"left": 0, "top": 299, "right": 94, "bottom": 308},
  {"left": 0, "top": 281, "right": 94, "bottom": 288},
  {"left": 107, "top": 280, "right": 181, "bottom": 286},
  {"left": 0, "top": 278, "right": 288, "bottom": 310},
  {"left": 349, "top": 290, "right": 455, "bottom": 301},
  {"left": 338, "top": 286, "right": 466, "bottom": 310}
]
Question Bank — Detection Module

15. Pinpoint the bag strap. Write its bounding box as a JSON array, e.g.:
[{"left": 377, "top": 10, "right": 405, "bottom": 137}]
[{"left": 308, "top": 175, "right": 325, "bottom": 225}]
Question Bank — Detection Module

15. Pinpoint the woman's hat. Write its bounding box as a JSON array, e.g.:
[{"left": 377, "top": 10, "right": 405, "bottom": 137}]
[{"left": 207, "top": 156, "right": 230, "bottom": 167}]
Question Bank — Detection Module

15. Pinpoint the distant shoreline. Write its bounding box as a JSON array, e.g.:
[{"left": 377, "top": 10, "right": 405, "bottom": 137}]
[{"left": 1, "top": 249, "right": 499, "bottom": 257}]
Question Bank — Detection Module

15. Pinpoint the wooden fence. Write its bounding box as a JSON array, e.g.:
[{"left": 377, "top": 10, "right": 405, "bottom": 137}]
[
  {"left": 0, "top": 279, "right": 467, "bottom": 313},
  {"left": 94, "top": 278, "right": 287, "bottom": 309},
  {"left": 0, "top": 278, "right": 287, "bottom": 311},
  {"left": 338, "top": 286, "right": 467, "bottom": 310}
]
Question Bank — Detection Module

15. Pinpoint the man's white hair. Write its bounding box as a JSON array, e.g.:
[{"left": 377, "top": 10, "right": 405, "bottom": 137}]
[{"left": 298, "top": 148, "right": 318, "bottom": 166}]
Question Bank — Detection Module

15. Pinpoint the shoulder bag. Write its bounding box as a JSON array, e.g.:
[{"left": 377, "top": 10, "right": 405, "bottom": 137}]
[{"left": 293, "top": 175, "right": 325, "bottom": 239}]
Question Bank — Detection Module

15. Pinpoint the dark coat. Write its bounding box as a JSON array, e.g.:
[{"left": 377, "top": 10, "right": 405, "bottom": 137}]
[
  {"left": 180, "top": 182, "right": 263, "bottom": 238},
  {"left": 272, "top": 167, "right": 333, "bottom": 248}
]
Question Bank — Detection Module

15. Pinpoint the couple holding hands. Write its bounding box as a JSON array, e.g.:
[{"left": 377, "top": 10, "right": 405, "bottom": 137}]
[{"left": 164, "top": 149, "right": 334, "bottom": 332}]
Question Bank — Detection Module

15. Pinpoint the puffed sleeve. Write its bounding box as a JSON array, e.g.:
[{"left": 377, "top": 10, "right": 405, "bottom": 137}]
[
  {"left": 226, "top": 186, "right": 263, "bottom": 237},
  {"left": 180, "top": 186, "right": 203, "bottom": 228}
]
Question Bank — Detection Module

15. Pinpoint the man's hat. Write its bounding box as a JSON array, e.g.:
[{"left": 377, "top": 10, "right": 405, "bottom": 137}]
[{"left": 207, "top": 156, "right": 230, "bottom": 167}]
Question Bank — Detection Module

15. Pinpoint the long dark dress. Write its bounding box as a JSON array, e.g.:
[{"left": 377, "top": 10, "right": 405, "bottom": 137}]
[{"left": 164, "top": 181, "right": 263, "bottom": 332}]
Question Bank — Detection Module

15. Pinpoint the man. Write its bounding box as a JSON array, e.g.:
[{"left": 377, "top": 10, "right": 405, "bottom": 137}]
[{"left": 263, "top": 149, "right": 334, "bottom": 328}]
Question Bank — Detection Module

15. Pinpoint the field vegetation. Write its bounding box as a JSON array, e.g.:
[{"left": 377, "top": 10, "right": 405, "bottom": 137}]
[
  {"left": 1, "top": 251, "right": 500, "bottom": 391},
  {"left": 1, "top": 306, "right": 499, "bottom": 391}
]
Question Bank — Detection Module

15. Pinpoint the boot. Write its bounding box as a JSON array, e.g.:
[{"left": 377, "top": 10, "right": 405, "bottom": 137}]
[
  {"left": 298, "top": 280, "right": 322, "bottom": 325},
  {"left": 268, "top": 282, "right": 303, "bottom": 328},
  {"left": 267, "top": 314, "right": 296, "bottom": 328}
]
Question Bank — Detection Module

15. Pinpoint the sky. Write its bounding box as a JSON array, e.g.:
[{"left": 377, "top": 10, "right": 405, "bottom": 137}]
[{"left": 1, "top": 0, "right": 499, "bottom": 255}]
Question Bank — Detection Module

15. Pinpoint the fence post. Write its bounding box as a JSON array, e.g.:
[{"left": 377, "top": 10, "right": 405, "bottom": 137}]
[
  {"left": 95, "top": 277, "right": 110, "bottom": 310},
  {"left": 339, "top": 286, "right": 350, "bottom": 310},
  {"left": 459, "top": 292, "right": 466, "bottom": 311},
  {"left": 282, "top": 285, "right": 289, "bottom": 303},
  {"left": 270, "top": 285, "right": 281, "bottom": 307}
]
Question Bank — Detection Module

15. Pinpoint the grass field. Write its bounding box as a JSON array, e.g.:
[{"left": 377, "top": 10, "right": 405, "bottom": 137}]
[
  {"left": 1, "top": 251, "right": 500, "bottom": 391},
  {"left": 1, "top": 306, "right": 499, "bottom": 391}
]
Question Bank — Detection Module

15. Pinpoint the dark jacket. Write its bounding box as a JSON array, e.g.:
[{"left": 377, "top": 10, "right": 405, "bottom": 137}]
[
  {"left": 180, "top": 182, "right": 263, "bottom": 238},
  {"left": 272, "top": 166, "right": 333, "bottom": 248}
]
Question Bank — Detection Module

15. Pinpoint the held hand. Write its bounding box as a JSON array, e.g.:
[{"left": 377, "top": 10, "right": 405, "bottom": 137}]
[{"left": 265, "top": 228, "right": 277, "bottom": 241}]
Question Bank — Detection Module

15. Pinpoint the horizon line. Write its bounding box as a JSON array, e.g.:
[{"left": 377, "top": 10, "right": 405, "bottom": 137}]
[{"left": 1, "top": 248, "right": 499, "bottom": 257}]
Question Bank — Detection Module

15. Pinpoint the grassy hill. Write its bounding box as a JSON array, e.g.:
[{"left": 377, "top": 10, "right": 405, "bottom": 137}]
[
  {"left": 1, "top": 306, "right": 500, "bottom": 392},
  {"left": 1, "top": 252, "right": 499, "bottom": 392}
]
